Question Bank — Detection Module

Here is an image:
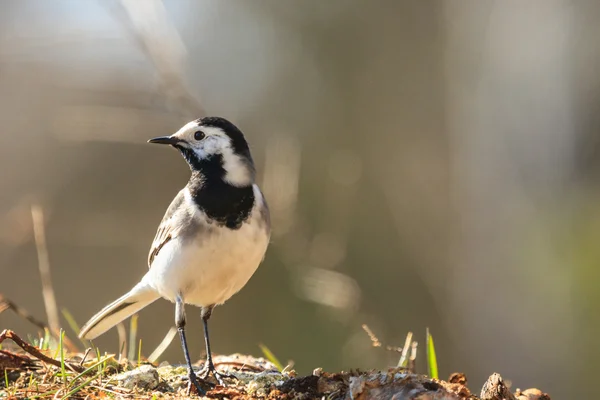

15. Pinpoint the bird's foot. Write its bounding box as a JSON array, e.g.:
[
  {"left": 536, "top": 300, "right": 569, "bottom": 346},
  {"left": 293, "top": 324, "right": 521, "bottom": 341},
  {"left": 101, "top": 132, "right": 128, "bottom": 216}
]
[
  {"left": 186, "top": 371, "right": 206, "bottom": 396},
  {"left": 199, "top": 361, "right": 236, "bottom": 386}
]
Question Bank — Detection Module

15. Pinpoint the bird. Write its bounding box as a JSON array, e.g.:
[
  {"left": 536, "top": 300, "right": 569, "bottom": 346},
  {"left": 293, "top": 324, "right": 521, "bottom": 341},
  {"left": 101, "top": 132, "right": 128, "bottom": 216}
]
[{"left": 78, "top": 116, "right": 271, "bottom": 395}]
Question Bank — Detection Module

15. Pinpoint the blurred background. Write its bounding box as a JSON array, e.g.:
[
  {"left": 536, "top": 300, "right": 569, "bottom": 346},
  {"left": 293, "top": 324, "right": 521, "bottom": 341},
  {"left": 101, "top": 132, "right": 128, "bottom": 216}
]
[{"left": 1, "top": 0, "right": 599, "bottom": 398}]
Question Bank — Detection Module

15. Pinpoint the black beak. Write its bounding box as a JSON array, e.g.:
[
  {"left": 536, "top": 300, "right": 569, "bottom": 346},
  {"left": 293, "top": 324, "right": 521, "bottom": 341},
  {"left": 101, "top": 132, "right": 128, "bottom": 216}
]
[{"left": 148, "top": 136, "right": 181, "bottom": 145}]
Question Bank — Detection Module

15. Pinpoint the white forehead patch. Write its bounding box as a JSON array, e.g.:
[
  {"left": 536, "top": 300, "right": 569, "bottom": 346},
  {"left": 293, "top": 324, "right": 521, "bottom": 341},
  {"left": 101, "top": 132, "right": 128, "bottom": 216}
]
[{"left": 174, "top": 120, "right": 201, "bottom": 138}]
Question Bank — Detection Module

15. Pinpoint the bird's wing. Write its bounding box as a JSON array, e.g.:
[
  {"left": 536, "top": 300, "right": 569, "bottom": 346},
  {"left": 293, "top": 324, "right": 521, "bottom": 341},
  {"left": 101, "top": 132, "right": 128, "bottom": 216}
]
[{"left": 148, "top": 190, "right": 186, "bottom": 268}]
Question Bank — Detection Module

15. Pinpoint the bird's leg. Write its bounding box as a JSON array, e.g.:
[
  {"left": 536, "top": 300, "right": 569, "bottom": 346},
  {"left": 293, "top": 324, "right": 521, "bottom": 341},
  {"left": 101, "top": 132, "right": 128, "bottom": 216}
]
[
  {"left": 198, "top": 305, "right": 235, "bottom": 386},
  {"left": 175, "top": 296, "right": 205, "bottom": 396}
]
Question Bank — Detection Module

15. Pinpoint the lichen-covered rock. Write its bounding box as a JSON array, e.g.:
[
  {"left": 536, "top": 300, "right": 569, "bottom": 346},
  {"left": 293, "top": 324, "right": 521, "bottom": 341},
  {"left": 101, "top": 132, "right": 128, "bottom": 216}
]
[
  {"left": 157, "top": 364, "right": 190, "bottom": 391},
  {"left": 113, "top": 364, "right": 160, "bottom": 390}
]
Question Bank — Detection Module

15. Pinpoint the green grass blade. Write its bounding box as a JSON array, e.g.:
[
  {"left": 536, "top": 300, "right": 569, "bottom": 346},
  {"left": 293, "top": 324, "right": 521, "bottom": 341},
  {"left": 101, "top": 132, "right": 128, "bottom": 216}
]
[
  {"left": 61, "top": 370, "right": 103, "bottom": 399},
  {"left": 59, "top": 329, "right": 67, "bottom": 385},
  {"left": 61, "top": 308, "right": 88, "bottom": 349},
  {"left": 27, "top": 334, "right": 38, "bottom": 346},
  {"left": 30, "top": 389, "right": 59, "bottom": 399},
  {"left": 128, "top": 314, "right": 139, "bottom": 362},
  {"left": 426, "top": 328, "right": 439, "bottom": 379},
  {"left": 67, "top": 355, "right": 114, "bottom": 388},
  {"left": 61, "top": 308, "right": 80, "bottom": 334},
  {"left": 259, "top": 343, "right": 284, "bottom": 371},
  {"left": 95, "top": 347, "right": 102, "bottom": 374},
  {"left": 4, "top": 369, "right": 9, "bottom": 388},
  {"left": 42, "top": 327, "right": 51, "bottom": 351}
]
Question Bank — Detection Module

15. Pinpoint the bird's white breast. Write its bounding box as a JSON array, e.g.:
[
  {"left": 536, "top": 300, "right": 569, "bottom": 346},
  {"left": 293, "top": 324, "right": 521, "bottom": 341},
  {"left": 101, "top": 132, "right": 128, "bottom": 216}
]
[{"left": 142, "top": 185, "right": 270, "bottom": 307}]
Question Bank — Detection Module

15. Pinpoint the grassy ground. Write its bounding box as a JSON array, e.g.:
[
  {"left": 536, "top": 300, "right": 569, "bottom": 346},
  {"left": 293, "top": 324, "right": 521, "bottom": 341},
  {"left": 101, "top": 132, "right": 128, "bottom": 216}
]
[{"left": 0, "top": 328, "right": 550, "bottom": 400}]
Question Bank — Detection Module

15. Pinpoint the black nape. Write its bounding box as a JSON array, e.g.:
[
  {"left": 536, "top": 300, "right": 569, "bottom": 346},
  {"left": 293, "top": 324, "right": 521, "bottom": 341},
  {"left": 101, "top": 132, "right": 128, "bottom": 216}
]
[{"left": 197, "top": 117, "right": 252, "bottom": 161}]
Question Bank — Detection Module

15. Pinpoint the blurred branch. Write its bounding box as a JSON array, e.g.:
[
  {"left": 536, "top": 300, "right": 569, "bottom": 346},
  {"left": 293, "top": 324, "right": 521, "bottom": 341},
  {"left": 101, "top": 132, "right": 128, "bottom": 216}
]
[
  {"left": 147, "top": 326, "right": 178, "bottom": 363},
  {"left": 117, "top": 322, "right": 127, "bottom": 361},
  {"left": 0, "top": 294, "right": 47, "bottom": 331},
  {"left": 31, "top": 206, "right": 79, "bottom": 353},
  {"left": 361, "top": 324, "right": 382, "bottom": 348},
  {"left": 108, "top": 0, "right": 206, "bottom": 118}
]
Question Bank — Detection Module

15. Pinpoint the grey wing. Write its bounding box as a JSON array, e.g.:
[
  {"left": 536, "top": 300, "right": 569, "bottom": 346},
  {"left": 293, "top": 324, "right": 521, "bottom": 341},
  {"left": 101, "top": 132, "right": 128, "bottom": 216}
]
[{"left": 147, "top": 190, "right": 186, "bottom": 268}]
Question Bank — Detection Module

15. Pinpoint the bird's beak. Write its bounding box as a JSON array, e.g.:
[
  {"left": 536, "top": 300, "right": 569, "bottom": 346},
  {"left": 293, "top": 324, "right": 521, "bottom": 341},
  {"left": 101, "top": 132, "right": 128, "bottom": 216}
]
[{"left": 147, "top": 136, "right": 181, "bottom": 145}]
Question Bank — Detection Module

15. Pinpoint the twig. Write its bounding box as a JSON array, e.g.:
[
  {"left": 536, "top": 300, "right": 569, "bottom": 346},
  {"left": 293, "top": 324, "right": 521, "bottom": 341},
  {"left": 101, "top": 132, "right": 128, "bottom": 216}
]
[
  {"left": 385, "top": 345, "right": 402, "bottom": 353},
  {"left": 408, "top": 341, "right": 418, "bottom": 373},
  {"left": 361, "top": 324, "right": 408, "bottom": 360},
  {"left": 211, "top": 360, "right": 267, "bottom": 373},
  {"left": 89, "top": 385, "right": 134, "bottom": 397},
  {"left": 31, "top": 206, "right": 79, "bottom": 353},
  {"left": 361, "top": 324, "right": 382, "bottom": 348},
  {"left": 397, "top": 332, "right": 413, "bottom": 368},
  {"left": 0, "top": 294, "right": 47, "bottom": 331},
  {"left": 110, "top": 0, "right": 206, "bottom": 118},
  {"left": 0, "top": 330, "right": 84, "bottom": 373},
  {"left": 79, "top": 348, "right": 93, "bottom": 367},
  {"left": 0, "top": 349, "right": 39, "bottom": 370}
]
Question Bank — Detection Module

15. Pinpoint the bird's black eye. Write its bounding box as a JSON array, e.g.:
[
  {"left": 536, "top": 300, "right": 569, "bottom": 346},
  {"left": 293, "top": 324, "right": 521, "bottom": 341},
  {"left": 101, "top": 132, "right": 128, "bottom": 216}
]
[{"left": 194, "top": 131, "right": 205, "bottom": 141}]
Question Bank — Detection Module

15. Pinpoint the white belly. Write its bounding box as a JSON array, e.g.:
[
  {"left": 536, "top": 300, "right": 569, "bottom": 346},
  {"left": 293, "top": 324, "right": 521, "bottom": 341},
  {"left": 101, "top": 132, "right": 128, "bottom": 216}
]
[{"left": 142, "top": 191, "right": 270, "bottom": 307}]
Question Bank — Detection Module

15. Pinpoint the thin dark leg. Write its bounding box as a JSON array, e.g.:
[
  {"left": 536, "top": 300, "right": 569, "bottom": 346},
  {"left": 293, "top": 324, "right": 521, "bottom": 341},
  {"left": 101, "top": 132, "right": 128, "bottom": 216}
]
[
  {"left": 176, "top": 296, "right": 204, "bottom": 395},
  {"left": 199, "top": 305, "right": 234, "bottom": 385},
  {"left": 203, "top": 313, "right": 214, "bottom": 368}
]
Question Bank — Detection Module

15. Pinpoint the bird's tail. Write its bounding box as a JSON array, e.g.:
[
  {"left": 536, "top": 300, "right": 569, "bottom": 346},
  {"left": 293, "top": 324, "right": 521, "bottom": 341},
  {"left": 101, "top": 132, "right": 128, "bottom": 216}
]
[{"left": 79, "top": 282, "right": 159, "bottom": 340}]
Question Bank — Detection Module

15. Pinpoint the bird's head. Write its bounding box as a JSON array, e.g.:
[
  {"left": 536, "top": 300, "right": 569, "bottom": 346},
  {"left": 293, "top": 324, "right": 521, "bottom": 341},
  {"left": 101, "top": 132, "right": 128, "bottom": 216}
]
[{"left": 149, "top": 117, "right": 255, "bottom": 187}]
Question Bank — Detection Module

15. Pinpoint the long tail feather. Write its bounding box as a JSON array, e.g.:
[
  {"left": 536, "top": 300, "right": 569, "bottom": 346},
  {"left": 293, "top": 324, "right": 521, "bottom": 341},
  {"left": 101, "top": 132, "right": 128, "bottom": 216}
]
[{"left": 79, "top": 282, "right": 159, "bottom": 340}]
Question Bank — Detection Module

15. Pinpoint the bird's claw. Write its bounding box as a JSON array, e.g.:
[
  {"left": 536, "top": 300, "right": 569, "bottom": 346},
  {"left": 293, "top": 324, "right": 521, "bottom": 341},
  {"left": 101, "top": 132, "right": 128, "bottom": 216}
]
[
  {"left": 186, "top": 372, "right": 206, "bottom": 396},
  {"left": 199, "top": 362, "right": 236, "bottom": 386}
]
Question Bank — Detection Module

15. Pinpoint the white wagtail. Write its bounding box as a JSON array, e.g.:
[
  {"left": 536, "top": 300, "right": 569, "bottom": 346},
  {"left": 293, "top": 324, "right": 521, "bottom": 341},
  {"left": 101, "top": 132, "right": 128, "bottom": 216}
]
[{"left": 79, "top": 117, "right": 271, "bottom": 394}]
